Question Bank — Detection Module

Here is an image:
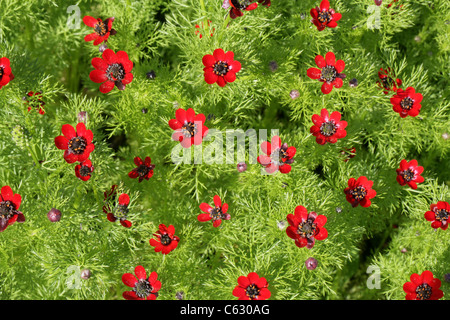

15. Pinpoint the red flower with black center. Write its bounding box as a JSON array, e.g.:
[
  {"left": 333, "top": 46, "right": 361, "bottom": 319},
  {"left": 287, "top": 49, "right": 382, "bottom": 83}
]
[
  {"left": 344, "top": 176, "right": 377, "bottom": 208},
  {"left": 75, "top": 159, "right": 94, "bottom": 181},
  {"left": 390, "top": 87, "right": 422, "bottom": 118},
  {"left": 310, "top": 0, "right": 342, "bottom": 31},
  {"left": 24, "top": 91, "right": 45, "bottom": 114},
  {"left": 169, "top": 108, "right": 208, "bottom": 148},
  {"left": 83, "top": 16, "right": 116, "bottom": 46},
  {"left": 232, "top": 272, "right": 271, "bottom": 300},
  {"left": 0, "top": 57, "right": 14, "bottom": 90},
  {"left": 310, "top": 108, "right": 347, "bottom": 145},
  {"left": 195, "top": 20, "right": 215, "bottom": 38},
  {"left": 0, "top": 186, "right": 25, "bottom": 232},
  {"left": 128, "top": 157, "right": 155, "bottom": 183},
  {"left": 54, "top": 123, "right": 95, "bottom": 164},
  {"left": 149, "top": 224, "right": 180, "bottom": 255},
  {"left": 122, "top": 265, "right": 161, "bottom": 300},
  {"left": 228, "top": 0, "right": 258, "bottom": 19},
  {"left": 307, "top": 52, "right": 346, "bottom": 94},
  {"left": 89, "top": 49, "right": 134, "bottom": 93},
  {"left": 198, "top": 195, "right": 230, "bottom": 227},
  {"left": 396, "top": 159, "right": 424, "bottom": 190},
  {"left": 257, "top": 136, "right": 296, "bottom": 174},
  {"left": 103, "top": 186, "right": 132, "bottom": 228},
  {"left": 286, "top": 205, "right": 328, "bottom": 249},
  {"left": 377, "top": 67, "right": 402, "bottom": 94},
  {"left": 403, "top": 270, "right": 443, "bottom": 300},
  {"left": 341, "top": 147, "right": 356, "bottom": 162},
  {"left": 424, "top": 201, "right": 449, "bottom": 231},
  {"left": 202, "top": 48, "right": 241, "bottom": 87}
]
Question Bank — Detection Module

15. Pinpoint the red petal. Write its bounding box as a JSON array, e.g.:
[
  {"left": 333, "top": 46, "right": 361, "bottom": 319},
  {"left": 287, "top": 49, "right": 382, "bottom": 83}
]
[
  {"left": 315, "top": 55, "right": 326, "bottom": 68},
  {"left": 54, "top": 136, "right": 69, "bottom": 149},
  {"left": 122, "top": 273, "right": 137, "bottom": 287},
  {"left": 134, "top": 265, "right": 147, "bottom": 280},
  {"left": 119, "top": 193, "right": 130, "bottom": 206},
  {"left": 325, "top": 52, "right": 336, "bottom": 66},
  {"left": 307, "top": 68, "right": 322, "bottom": 79},
  {"left": 83, "top": 16, "right": 98, "bottom": 27},
  {"left": 99, "top": 81, "right": 115, "bottom": 93},
  {"left": 213, "top": 48, "right": 225, "bottom": 61},
  {"left": 202, "top": 54, "right": 215, "bottom": 67}
]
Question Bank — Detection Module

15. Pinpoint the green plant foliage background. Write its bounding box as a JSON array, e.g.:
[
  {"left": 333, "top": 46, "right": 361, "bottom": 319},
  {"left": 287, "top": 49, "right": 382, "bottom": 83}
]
[{"left": 0, "top": 0, "right": 449, "bottom": 300}]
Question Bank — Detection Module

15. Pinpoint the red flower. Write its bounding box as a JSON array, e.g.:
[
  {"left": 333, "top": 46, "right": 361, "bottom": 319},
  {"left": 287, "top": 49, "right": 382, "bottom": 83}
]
[
  {"left": 168, "top": 108, "right": 208, "bottom": 148},
  {"left": 75, "top": 159, "right": 94, "bottom": 181},
  {"left": 310, "top": 0, "right": 342, "bottom": 31},
  {"left": 257, "top": 136, "right": 296, "bottom": 174},
  {"left": 149, "top": 224, "right": 180, "bottom": 254},
  {"left": 0, "top": 57, "right": 14, "bottom": 90},
  {"left": 344, "top": 176, "right": 377, "bottom": 208},
  {"left": 286, "top": 205, "right": 328, "bottom": 249},
  {"left": 341, "top": 147, "right": 356, "bottom": 162},
  {"left": 54, "top": 123, "right": 95, "bottom": 164},
  {"left": 89, "top": 49, "right": 134, "bottom": 93},
  {"left": 202, "top": 48, "right": 241, "bottom": 87},
  {"left": 377, "top": 67, "right": 402, "bottom": 94},
  {"left": 122, "top": 265, "right": 161, "bottom": 300},
  {"left": 198, "top": 195, "right": 230, "bottom": 227},
  {"left": 310, "top": 108, "right": 347, "bottom": 145},
  {"left": 0, "top": 186, "right": 25, "bottom": 232},
  {"left": 228, "top": 0, "right": 258, "bottom": 19},
  {"left": 128, "top": 157, "right": 155, "bottom": 182},
  {"left": 403, "top": 270, "right": 444, "bottom": 300},
  {"left": 390, "top": 87, "right": 422, "bottom": 118},
  {"left": 195, "top": 20, "right": 215, "bottom": 38},
  {"left": 307, "top": 52, "right": 346, "bottom": 94},
  {"left": 24, "top": 91, "right": 45, "bottom": 114},
  {"left": 83, "top": 16, "right": 115, "bottom": 46},
  {"left": 103, "top": 187, "right": 132, "bottom": 228},
  {"left": 424, "top": 201, "right": 449, "bottom": 231},
  {"left": 232, "top": 272, "right": 271, "bottom": 300},
  {"left": 396, "top": 159, "right": 424, "bottom": 190}
]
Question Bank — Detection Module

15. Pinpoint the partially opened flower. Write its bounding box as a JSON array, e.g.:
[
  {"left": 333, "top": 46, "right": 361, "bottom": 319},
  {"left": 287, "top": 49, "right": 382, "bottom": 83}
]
[
  {"left": 424, "top": 201, "right": 449, "bottom": 231},
  {"left": 344, "top": 176, "right": 376, "bottom": 208},
  {"left": 0, "top": 186, "right": 25, "bottom": 232},
  {"left": 75, "top": 159, "right": 94, "bottom": 181},
  {"left": 149, "top": 224, "right": 180, "bottom": 254},
  {"left": 257, "top": 136, "right": 296, "bottom": 174},
  {"left": 310, "top": 108, "right": 347, "bottom": 145},
  {"left": 396, "top": 159, "right": 424, "bottom": 189},
  {"left": 228, "top": 0, "right": 258, "bottom": 19},
  {"left": 198, "top": 195, "right": 230, "bottom": 227},
  {"left": 89, "top": 49, "right": 134, "bottom": 93},
  {"left": 390, "top": 87, "right": 423, "bottom": 118},
  {"left": 202, "top": 48, "right": 241, "bottom": 87},
  {"left": 0, "top": 57, "right": 14, "bottom": 90},
  {"left": 54, "top": 123, "right": 95, "bottom": 164},
  {"left": 307, "top": 52, "right": 346, "bottom": 94},
  {"left": 377, "top": 67, "right": 402, "bottom": 94},
  {"left": 103, "top": 190, "right": 132, "bottom": 228},
  {"left": 24, "top": 91, "right": 45, "bottom": 114},
  {"left": 122, "top": 266, "right": 161, "bottom": 300},
  {"left": 128, "top": 157, "right": 155, "bottom": 183},
  {"left": 310, "top": 0, "right": 342, "bottom": 31},
  {"left": 286, "top": 205, "right": 328, "bottom": 249},
  {"left": 168, "top": 108, "right": 208, "bottom": 148},
  {"left": 403, "top": 270, "right": 443, "bottom": 300},
  {"left": 83, "top": 16, "right": 116, "bottom": 46},
  {"left": 232, "top": 272, "right": 271, "bottom": 300}
]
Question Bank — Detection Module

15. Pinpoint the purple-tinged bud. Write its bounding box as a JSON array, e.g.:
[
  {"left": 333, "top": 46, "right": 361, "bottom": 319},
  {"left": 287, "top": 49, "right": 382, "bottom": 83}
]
[
  {"left": 47, "top": 208, "right": 61, "bottom": 222},
  {"left": 289, "top": 90, "right": 300, "bottom": 100},
  {"left": 237, "top": 162, "right": 247, "bottom": 173},
  {"left": 305, "top": 257, "right": 318, "bottom": 270},
  {"left": 81, "top": 269, "right": 91, "bottom": 280}
]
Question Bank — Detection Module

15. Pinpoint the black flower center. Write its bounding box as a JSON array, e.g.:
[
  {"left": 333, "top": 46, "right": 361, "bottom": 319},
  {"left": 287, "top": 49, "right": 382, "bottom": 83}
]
[
  {"left": 0, "top": 201, "right": 16, "bottom": 220},
  {"left": 94, "top": 22, "right": 108, "bottom": 36},
  {"left": 297, "top": 219, "right": 317, "bottom": 238},
  {"left": 79, "top": 165, "right": 91, "bottom": 177},
  {"left": 181, "top": 122, "right": 198, "bottom": 138},
  {"left": 381, "top": 76, "right": 394, "bottom": 89},
  {"left": 320, "top": 121, "right": 337, "bottom": 137},
  {"left": 317, "top": 11, "right": 332, "bottom": 23},
  {"left": 321, "top": 65, "right": 337, "bottom": 83},
  {"left": 415, "top": 283, "right": 432, "bottom": 300},
  {"left": 114, "top": 204, "right": 129, "bottom": 220},
  {"left": 106, "top": 63, "right": 125, "bottom": 81},
  {"left": 400, "top": 97, "right": 414, "bottom": 110},
  {"left": 213, "top": 61, "right": 229, "bottom": 76},
  {"left": 160, "top": 233, "right": 172, "bottom": 246},
  {"left": 68, "top": 137, "right": 87, "bottom": 155},
  {"left": 230, "top": 0, "right": 251, "bottom": 10},
  {"left": 351, "top": 186, "right": 367, "bottom": 201},
  {"left": 0, "top": 67, "right": 3, "bottom": 78},
  {"left": 133, "top": 279, "right": 153, "bottom": 299},
  {"left": 245, "top": 284, "right": 260, "bottom": 299},
  {"left": 137, "top": 165, "right": 150, "bottom": 177},
  {"left": 435, "top": 209, "right": 449, "bottom": 222},
  {"left": 401, "top": 169, "right": 415, "bottom": 182},
  {"left": 210, "top": 207, "right": 225, "bottom": 221}
]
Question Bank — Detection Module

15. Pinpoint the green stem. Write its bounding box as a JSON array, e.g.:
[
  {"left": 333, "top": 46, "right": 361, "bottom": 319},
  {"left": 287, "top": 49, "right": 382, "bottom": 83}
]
[
  {"left": 199, "top": 0, "right": 208, "bottom": 32},
  {"left": 218, "top": 15, "right": 231, "bottom": 43}
]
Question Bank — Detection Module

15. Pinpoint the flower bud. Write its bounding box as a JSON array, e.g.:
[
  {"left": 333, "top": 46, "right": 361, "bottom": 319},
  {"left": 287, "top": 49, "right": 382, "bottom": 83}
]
[{"left": 47, "top": 208, "right": 61, "bottom": 222}]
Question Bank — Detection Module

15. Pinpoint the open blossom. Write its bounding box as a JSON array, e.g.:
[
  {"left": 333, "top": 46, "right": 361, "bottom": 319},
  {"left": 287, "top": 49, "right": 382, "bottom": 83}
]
[
  {"left": 232, "top": 272, "right": 271, "bottom": 300},
  {"left": 228, "top": 0, "right": 258, "bottom": 19},
  {"left": 83, "top": 16, "right": 116, "bottom": 45},
  {"left": 122, "top": 266, "right": 161, "bottom": 300},
  {"left": 149, "top": 224, "right": 180, "bottom": 254},
  {"left": 390, "top": 87, "right": 422, "bottom": 118},
  {"left": 257, "top": 136, "right": 296, "bottom": 174},
  {"left": 128, "top": 157, "right": 155, "bottom": 183},
  {"left": 202, "top": 48, "right": 241, "bottom": 87},
  {"left": 168, "top": 108, "right": 208, "bottom": 148},
  {"left": 344, "top": 176, "right": 376, "bottom": 208},
  {"left": 54, "top": 123, "right": 95, "bottom": 164},
  {"left": 307, "top": 52, "right": 346, "bottom": 94},
  {"left": 403, "top": 270, "right": 443, "bottom": 300},
  {"left": 396, "top": 159, "right": 424, "bottom": 189},
  {"left": 286, "top": 205, "right": 328, "bottom": 249},
  {"left": 424, "top": 201, "right": 449, "bottom": 231},
  {"left": 377, "top": 67, "right": 402, "bottom": 94},
  {"left": 103, "top": 185, "right": 132, "bottom": 228},
  {"left": 310, "top": 0, "right": 342, "bottom": 31},
  {"left": 310, "top": 108, "right": 347, "bottom": 145},
  {"left": 0, "top": 186, "right": 25, "bottom": 232},
  {"left": 198, "top": 195, "right": 230, "bottom": 227},
  {"left": 75, "top": 159, "right": 94, "bottom": 181},
  {"left": 0, "top": 57, "right": 14, "bottom": 90}
]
